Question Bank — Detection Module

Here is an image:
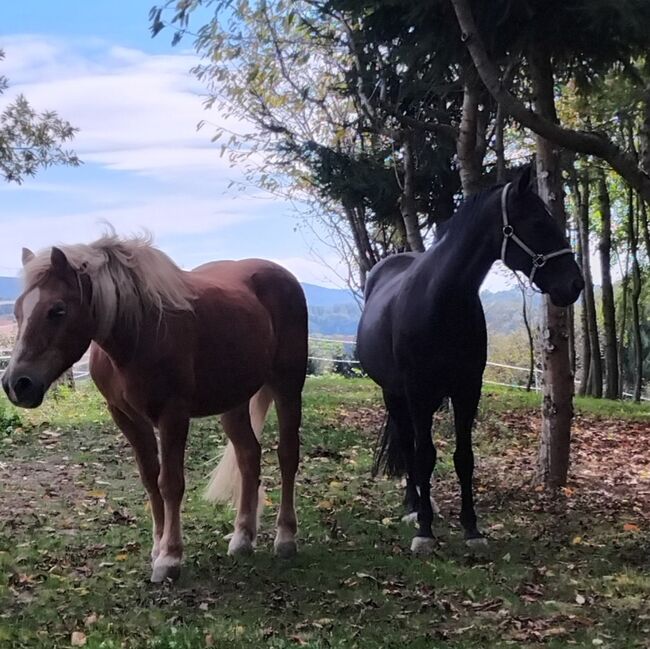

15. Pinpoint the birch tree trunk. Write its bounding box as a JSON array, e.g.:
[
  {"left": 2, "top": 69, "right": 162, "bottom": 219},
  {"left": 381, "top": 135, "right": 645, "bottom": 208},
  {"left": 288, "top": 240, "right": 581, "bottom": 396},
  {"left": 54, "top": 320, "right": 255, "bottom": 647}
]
[
  {"left": 577, "top": 171, "right": 602, "bottom": 397},
  {"left": 596, "top": 168, "right": 619, "bottom": 399}
]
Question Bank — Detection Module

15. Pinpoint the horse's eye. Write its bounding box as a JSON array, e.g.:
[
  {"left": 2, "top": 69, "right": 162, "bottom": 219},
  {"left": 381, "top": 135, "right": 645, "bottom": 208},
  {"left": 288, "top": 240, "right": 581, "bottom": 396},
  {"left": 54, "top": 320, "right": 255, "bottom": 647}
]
[{"left": 47, "top": 304, "right": 67, "bottom": 320}]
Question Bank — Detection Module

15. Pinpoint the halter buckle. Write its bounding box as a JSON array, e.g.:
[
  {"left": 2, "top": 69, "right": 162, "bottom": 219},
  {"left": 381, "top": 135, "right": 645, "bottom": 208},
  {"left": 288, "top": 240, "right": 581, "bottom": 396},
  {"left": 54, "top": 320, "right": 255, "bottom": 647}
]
[
  {"left": 532, "top": 254, "right": 546, "bottom": 268},
  {"left": 502, "top": 225, "right": 514, "bottom": 237}
]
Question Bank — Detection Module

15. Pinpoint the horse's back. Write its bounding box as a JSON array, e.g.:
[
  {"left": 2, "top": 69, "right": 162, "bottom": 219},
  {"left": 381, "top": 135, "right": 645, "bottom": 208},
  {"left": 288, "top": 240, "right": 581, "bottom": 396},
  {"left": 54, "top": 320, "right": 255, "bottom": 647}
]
[
  {"left": 363, "top": 252, "right": 420, "bottom": 300},
  {"left": 190, "top": 259, "right": 308, "bottom": 391}
]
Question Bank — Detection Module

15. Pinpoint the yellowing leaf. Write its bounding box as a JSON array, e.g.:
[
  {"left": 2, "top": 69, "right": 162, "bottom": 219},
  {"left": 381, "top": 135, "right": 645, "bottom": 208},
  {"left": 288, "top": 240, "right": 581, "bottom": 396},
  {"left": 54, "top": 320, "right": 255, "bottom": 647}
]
[
  {"left": 115, "top": 553, "right": 128, "bottom": 561},
  {"left": 317, "top": 500, "right": 333, "bottom": 510},
  {"left": 88, "top": 490, "right": 106, "bottom": 499},
  {"left": 571, "top": 536, "right": 583, "bottom": 545},
  {"left": 623, "top": 523, "right": 640, "bottom": 533}
]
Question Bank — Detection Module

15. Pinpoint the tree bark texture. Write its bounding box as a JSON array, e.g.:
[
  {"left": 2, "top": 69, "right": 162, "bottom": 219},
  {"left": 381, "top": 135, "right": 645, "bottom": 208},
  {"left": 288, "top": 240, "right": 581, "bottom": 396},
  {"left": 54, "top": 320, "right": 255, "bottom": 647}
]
[
  {"left": 529, "top": 47, "right": 574, "bottom": 488},
  {"left": 626, "top": 190, "right": 643, "bottom": 402},
  {"left": 399, "top": 131, "right": 425, "bottom": 252}
]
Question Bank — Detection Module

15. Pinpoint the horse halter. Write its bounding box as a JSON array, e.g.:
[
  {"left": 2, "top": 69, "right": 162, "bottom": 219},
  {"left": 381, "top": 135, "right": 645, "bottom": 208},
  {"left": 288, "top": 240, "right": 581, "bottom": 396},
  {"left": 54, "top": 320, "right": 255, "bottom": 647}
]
[{"left": 500, "top": 182, "right": 573, "bottom": 288}]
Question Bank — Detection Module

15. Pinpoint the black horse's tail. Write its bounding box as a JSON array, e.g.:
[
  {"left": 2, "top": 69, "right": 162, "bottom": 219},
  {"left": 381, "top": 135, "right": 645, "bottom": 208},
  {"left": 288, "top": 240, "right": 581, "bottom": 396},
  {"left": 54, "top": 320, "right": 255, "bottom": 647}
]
[{"left": 372, "top": 405, "right": 411, "bottom": 478}]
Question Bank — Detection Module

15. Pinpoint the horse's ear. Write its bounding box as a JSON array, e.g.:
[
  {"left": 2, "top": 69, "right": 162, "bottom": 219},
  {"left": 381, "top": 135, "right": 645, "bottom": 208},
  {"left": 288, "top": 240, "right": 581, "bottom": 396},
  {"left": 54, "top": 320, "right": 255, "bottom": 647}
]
[
  {"left": 515, "top": 165, "right": 533, "bottom": 195},
  {"left": 21, "top": 248, "right": 35, "bottom": 266},
  {"left": 50, "top": 247, "right": 72, "bottom": 276}
]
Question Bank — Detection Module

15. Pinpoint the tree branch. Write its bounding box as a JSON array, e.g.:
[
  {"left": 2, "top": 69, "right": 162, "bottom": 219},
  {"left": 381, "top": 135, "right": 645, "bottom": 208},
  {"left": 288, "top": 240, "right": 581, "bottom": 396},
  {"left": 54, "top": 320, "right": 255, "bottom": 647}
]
[{"left": 449, "top": 0, "right": 650, "bottom": 204}]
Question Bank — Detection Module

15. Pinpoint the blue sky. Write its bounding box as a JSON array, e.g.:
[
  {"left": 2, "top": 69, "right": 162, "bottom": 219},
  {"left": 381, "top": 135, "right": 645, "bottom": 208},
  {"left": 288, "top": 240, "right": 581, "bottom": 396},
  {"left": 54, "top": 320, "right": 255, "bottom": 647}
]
[{"left": 0, "top": 1, "right": 514, "bottom": 290}]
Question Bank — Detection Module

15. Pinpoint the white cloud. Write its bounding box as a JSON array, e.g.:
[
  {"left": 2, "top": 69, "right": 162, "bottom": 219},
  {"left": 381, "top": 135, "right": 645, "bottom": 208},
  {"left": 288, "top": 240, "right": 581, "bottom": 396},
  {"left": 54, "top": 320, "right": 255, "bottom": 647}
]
[{"left": 2, "top": 34, "right": 247, "bottom": 179}]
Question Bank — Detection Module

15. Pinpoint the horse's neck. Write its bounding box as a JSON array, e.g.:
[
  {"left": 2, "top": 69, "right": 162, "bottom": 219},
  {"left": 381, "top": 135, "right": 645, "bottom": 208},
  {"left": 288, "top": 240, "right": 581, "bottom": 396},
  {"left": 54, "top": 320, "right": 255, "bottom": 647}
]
[
  {"left": 93, "top": 308, "right": 150, "bottom": 367},
  {"left": 420, "top": 205, "right": 499, "bottom": 296}
]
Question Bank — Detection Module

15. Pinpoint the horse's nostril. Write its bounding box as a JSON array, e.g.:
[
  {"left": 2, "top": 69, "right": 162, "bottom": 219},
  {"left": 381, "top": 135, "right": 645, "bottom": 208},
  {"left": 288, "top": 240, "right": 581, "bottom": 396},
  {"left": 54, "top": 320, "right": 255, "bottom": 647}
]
[{"left": 14, "top": 376, "right": 34, "bottom": 398}]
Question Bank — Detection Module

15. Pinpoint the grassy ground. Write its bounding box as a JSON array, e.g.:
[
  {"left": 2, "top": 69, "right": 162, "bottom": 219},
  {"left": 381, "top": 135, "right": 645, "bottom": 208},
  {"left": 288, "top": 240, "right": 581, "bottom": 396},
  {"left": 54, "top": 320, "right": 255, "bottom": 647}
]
[{"left": 0, "top": 377, "right": 648, "bottom": 649}]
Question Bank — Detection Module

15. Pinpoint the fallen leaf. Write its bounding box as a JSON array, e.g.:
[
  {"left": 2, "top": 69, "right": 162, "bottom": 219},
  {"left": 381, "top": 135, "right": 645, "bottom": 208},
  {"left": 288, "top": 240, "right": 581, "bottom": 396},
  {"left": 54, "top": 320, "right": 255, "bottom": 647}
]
[
  {"left": 623, "top": 523, "right": 640, "bottom": 533},
  {"left": 575, "top": 593, "right": 586, "bottom": 605},
  {"left": 71, "top": 631, "right": 86, "bottom": 647}
]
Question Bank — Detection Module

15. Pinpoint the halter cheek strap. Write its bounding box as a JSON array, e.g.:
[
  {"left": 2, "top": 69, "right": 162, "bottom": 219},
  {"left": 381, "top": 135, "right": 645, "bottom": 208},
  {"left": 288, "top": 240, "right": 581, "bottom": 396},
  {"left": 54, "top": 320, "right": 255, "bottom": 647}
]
[{"left": 500, "top": 183, "right": 574, "bottom": 288}]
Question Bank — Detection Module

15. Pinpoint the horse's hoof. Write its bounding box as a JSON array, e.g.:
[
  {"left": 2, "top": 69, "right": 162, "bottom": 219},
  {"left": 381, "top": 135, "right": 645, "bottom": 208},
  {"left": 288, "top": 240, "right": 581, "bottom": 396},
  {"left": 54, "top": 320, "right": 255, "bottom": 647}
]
[
  {"left": 466, "top": 536, "right": 489, "bottom": 549},
  {"left": 274, "top": 539, "right": 297, "bottom": 559},
  {"left": 401, "top": 511, "right": 418, "bottom": 526},
  {"left": 227, "top": 531, "right": 255, "bottom": 557},
  {"left": 411, "top": 536, "right": 435, "bottom": 556},
  {"left": 150, "top": 556, "right": 181, "bottom": 583}
]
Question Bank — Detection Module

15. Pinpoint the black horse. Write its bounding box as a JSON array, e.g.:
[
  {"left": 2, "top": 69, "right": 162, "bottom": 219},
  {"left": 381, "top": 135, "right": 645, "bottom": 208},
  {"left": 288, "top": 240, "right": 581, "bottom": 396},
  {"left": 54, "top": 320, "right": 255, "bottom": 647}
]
[{"left": 357, "top": 167, "right": 584, "bottom": 555}]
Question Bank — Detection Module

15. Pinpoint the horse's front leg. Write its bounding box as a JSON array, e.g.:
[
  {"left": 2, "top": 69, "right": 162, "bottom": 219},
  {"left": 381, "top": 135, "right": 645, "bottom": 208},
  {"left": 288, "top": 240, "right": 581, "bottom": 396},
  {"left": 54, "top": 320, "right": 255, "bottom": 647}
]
[
  {"left": 108, "top": 406, "right": 165, "bottom": 565},
  {"left": 451, "top": 382, "right": 486, "bottom": 547},
  {"left": 151, "top": 408, "right": 189, "bottom": 583}
]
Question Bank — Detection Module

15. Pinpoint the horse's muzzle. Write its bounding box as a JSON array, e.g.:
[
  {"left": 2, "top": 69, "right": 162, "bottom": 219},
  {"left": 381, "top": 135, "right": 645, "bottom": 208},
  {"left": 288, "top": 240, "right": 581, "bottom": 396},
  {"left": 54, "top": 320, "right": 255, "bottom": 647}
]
[
  {"left": 2, "top": 372, "right": 45, "bottom": 409},
  {"left": 549, "top": 276, "right": 584, "bottom": 308}
]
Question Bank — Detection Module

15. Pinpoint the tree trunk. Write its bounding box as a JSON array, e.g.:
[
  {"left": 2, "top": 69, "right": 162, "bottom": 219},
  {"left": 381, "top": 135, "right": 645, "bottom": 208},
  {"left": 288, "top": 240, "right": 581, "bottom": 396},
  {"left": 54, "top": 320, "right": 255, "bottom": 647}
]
[
  {"left": 516, "top": 281, "right": 536, "bottom": 391},
  {"left": 457, "top": 77, "right": 483, "bottom": 196},
  {"left": 399, "top": 131, "right": 425, "bottom": 252},
  {"left": 596, "top": 168, "right": 619, "bottom": 399},
  {"left": 568, "top": 304, "right": 577, "bottom": 378},
  {"left": 617, "top": 255, "right": 630, "bottom": 399},
  {"left": 576, "top": 171, "right": 602, "bottom": 397},
  {"left": 342, "top": 200, "right": 377, "bottom": 288},
  {"left": 529, "top": 47, "right": 574, "bottom": 488},
  {"left": 626, "top": 189, "right": 643, "bottom": 402},
  {"left": 639, "top": 196, "right": 650, "bottom": 258},
  {"left": 575, "top": 220, "right": 591, "bottom": 397}
]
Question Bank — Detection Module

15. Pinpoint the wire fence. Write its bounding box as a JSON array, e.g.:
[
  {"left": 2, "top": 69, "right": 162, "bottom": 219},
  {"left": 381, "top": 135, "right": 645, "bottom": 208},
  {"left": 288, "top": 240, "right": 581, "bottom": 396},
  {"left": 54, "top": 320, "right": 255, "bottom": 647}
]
[
  {"left": 307, "top": 336, "right": 648, "bottom": 400},
  {"left": 0, "top": 337, "right": 646, "bottom": 400}
]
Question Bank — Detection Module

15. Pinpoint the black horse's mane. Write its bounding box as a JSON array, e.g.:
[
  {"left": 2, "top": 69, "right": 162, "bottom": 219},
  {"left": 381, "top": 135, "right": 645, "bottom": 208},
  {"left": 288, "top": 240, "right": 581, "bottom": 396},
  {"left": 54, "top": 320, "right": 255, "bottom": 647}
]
[{"left": 434, "top": 184, "right": 504, "bottom": 242}]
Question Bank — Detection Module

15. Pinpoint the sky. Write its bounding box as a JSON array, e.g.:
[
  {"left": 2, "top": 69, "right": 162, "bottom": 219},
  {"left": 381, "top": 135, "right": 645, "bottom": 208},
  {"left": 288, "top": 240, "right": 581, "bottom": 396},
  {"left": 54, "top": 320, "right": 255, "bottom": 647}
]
[{"left": 0, "top": 1, "right": 518, "bottom": 291}]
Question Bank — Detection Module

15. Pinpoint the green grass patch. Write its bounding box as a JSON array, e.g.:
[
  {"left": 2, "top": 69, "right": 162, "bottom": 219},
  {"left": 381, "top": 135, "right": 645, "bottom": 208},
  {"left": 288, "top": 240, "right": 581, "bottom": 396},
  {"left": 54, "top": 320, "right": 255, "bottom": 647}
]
[{"left": 0, "top": 376, "right": 648, "bottom": 648}]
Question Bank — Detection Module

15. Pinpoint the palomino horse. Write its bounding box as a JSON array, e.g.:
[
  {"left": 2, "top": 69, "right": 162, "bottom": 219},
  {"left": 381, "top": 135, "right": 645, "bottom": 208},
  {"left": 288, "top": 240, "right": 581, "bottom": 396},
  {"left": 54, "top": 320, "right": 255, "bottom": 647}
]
[
  {"left": 2, "top": 233, "right": 307, "bottom": 582},
  {"left": 357, "top": 166, "right": 584, "bottom": 555}
]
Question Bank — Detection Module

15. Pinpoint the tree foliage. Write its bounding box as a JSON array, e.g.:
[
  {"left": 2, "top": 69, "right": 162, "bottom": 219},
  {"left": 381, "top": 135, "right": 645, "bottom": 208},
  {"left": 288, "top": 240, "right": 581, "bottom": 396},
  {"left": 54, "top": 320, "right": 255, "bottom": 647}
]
[{"left": 0, "top": 50, "right": 79, "bottom": 183}]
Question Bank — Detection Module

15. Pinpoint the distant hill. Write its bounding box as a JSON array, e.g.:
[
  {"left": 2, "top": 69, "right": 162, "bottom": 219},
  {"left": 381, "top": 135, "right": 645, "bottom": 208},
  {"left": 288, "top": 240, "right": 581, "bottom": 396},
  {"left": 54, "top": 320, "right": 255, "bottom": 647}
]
[
  {"left": 0, "top": 276, "right": 540, "bottom": 337},
  {"left": 0, "top": 276, "right": 20, "bottom": 300},
  {"left": 301, "top": 283, "right": 358, "bottom": 307}
]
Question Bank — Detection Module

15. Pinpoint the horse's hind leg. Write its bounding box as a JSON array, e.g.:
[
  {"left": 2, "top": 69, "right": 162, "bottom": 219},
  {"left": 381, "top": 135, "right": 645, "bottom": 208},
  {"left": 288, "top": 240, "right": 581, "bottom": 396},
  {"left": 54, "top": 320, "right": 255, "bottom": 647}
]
[
  {"left": 221, "top": 402, "right": 261, "bottom": 556},
  {"left": 270, "top": 386, "right": 301, "bottom": 558},
  {"left": 381, "top": 392, "right": 418, "bottom": 522},
  {"left": 451, "top": 380, "right": 485, "bottom": 546},
  {"left": 406, "top": 390, "right": 443, "bottom": 556},
  {"left": 108, "top": 406, "right": 165, "bottom": 568}
]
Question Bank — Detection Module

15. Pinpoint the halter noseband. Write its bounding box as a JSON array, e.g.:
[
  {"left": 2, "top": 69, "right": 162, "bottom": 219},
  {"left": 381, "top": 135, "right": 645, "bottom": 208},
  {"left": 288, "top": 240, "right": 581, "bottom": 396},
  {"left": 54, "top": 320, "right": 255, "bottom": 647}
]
[{"left": 500, "top": 182, "right": 573, "bottom": 288}]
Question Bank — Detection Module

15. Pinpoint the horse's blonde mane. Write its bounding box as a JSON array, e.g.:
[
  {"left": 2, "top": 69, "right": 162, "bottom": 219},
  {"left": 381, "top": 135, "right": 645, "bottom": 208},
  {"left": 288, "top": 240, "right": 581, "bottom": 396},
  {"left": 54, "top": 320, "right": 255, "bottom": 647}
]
[{"left": 23, "top": 231, "right": 195, "bottom": 340}]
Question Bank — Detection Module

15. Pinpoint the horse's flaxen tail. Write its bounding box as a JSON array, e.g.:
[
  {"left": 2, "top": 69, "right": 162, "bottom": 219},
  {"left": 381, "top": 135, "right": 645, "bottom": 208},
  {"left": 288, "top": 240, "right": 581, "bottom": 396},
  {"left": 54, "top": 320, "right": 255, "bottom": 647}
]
[
  {"left": 372, "top": 400, "right": 411, "bottom": 478},
  {"left": 204, "top": 385, "right": 274, "bottom": 521}
]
